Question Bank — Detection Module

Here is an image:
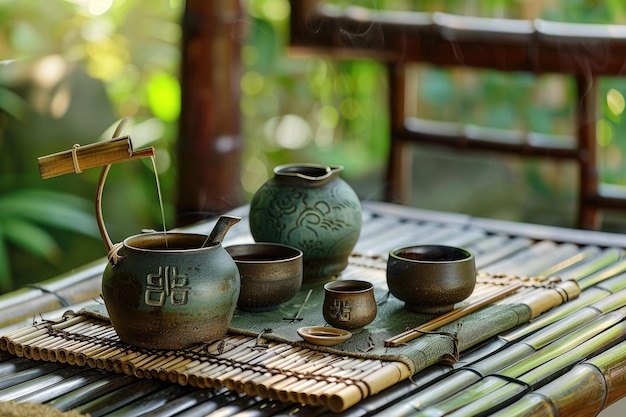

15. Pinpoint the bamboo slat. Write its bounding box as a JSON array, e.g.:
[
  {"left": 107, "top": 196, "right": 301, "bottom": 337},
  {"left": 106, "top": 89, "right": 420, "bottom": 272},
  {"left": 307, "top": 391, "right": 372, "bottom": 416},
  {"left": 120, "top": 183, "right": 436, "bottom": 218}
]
[
  {"left": 501, "top": 286, "right": 626, "bottom": 342},
  {"left": 0, "top": 315, "right": 410, "bottom": 412},
  {"left": 384, "top": 319, "right": 626, "bottom": 417},
  {"left": 491, "top": 340, "right": 626, "bottom": 416}
]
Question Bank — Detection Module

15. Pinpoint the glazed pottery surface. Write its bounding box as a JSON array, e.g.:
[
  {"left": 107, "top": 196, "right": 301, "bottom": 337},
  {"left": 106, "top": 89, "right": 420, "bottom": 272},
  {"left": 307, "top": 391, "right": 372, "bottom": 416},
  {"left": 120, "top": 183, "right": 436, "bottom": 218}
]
[
  {"left": 322, "top": 280, "right": 377, "bottom": 331},
  {"left": 102, "top": 232, "right": 240, "bottom": 350},
  {"left": 386, "top": 245, "right": 476, "bottom": 314},
  {"left": 249, "top": 163, "right": 362, "bottom": 283},
  {"left": 226, "top": 242, "right": 303, "bottom": 311}
]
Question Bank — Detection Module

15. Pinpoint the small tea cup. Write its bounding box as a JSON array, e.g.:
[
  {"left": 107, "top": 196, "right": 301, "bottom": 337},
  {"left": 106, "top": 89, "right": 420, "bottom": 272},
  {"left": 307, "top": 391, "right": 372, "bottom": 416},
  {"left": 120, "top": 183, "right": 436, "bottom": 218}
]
[
  {"left": 387, "top": 245, "right": 476, "bottom": 314},
  {"left": 322, "top": 280, "right": 377, "bottom": 332},
  {"left": 226, "top": 243, "right": 303, "bottom": 311}
]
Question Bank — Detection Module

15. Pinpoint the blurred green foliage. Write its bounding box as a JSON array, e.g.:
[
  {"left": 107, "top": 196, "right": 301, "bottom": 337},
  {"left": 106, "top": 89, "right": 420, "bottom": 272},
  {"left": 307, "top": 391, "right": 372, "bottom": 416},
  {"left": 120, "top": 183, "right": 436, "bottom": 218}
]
[
  {"left": 0, "top": 0, "right": 182, "bottom": 292},
  {"left": 239, "top": 5, "right": 389, "bottom": 198},
  {"left": 1, "top": 0, "right": 626, "bottom": 293},
  {"left": 328, "top": 0, "right": 626, "bottom": 221}
]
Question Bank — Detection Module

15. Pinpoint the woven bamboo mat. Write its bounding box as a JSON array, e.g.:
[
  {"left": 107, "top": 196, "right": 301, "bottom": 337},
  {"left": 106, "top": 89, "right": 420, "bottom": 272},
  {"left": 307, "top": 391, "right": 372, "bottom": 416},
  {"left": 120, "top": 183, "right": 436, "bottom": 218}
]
[{"left": 0, "top": 258, "right": 580, "bottom": 412}]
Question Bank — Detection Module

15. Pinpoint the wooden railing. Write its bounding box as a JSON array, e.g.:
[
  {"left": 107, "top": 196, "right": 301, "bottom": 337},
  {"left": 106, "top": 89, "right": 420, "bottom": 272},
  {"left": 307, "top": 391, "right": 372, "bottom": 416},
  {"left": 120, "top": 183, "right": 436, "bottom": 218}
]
[{"left": 289, "top": 0, "right": 626, "bottom": 230}]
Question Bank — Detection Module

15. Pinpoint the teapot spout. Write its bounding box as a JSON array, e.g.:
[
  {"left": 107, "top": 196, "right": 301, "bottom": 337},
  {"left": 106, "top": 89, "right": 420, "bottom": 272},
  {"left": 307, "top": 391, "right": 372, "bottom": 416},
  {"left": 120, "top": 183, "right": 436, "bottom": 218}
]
[{"left": 203, "top": 215, "right": 241, "bottom": 247}]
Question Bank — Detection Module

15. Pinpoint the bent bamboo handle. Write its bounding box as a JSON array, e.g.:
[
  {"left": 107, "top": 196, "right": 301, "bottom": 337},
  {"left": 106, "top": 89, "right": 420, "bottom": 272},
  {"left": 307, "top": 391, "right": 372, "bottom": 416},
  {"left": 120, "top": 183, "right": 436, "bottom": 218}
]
[{"left": 37, "top": 120, "right": 157, "bottom": 259}]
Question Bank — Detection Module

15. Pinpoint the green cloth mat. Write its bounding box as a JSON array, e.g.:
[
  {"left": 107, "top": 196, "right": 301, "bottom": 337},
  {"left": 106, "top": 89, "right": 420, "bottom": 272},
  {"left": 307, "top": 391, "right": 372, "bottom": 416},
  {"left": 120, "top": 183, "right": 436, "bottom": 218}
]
[
  {"left": 79, "top": 284, "right": 532, "bottom": 375},
  {"left": 228, "top": 285, "right": 532, "bottom": 374}
]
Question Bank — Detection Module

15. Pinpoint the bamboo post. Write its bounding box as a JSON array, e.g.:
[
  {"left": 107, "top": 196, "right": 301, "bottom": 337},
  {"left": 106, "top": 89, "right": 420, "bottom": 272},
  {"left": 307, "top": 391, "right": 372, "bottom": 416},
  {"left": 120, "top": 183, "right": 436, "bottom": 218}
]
[{"left": 177, "top": 0, "right": 244, "bottom": 224}]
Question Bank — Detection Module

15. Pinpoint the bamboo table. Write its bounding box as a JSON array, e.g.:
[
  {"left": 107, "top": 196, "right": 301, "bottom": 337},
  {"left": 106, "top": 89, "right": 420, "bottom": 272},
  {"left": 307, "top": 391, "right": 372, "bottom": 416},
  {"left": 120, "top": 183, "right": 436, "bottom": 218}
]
[{"left": 1, "top": 201, "right": 626, "bottom": 416}]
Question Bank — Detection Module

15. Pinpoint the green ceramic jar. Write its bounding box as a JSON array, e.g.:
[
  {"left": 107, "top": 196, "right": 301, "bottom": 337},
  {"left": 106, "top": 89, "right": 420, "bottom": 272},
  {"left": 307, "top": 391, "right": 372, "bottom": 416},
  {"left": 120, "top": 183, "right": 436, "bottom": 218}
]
[{"left": 249, "top": 163, "right": 362, "bottom": 283}]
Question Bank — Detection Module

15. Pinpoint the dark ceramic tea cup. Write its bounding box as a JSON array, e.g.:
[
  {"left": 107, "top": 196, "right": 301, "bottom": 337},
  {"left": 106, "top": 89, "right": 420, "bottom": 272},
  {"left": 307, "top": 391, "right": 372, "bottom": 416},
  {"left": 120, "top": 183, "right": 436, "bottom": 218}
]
[
  {"left": 226, "top": 242, "right": 303, "bottom": 311},
  {"left": 386, "top": 245, "right": 476, "bottom": 314},
  {"left": 322, "top": 280, "right": 377, "bottom": 331}
]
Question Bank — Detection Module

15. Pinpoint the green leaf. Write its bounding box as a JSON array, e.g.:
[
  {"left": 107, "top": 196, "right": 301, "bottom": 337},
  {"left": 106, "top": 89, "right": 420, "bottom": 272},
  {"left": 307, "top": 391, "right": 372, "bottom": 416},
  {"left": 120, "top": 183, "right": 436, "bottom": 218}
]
[
  {"left": 0, "top": 189, "right": 94, "bottom": 211},
  {"left": 0, "top": 189, "right": 99, "bottom": 238},
  {"left": 0, "top": 86, "right": 28, "bottom": 121},
  {"left": 1, "top": 218, "right": 60, "bottom": 262},
  {"left": 0, "top": 225, "right": 12, "bottom": 292}
]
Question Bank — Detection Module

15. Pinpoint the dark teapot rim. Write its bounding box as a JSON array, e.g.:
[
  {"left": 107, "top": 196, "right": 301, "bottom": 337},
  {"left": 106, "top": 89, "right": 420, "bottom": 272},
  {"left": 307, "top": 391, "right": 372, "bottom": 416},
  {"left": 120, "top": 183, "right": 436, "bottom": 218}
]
[{"left": 123, "top": 232, "right": 219, "bottom": 252}]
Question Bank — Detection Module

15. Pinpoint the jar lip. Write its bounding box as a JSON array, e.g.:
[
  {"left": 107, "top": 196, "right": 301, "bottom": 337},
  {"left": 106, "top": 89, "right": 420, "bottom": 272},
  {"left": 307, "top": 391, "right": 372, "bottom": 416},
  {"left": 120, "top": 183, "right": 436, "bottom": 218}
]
[{"left": 274, "top": 163, "right": 343, "bottom": 181}]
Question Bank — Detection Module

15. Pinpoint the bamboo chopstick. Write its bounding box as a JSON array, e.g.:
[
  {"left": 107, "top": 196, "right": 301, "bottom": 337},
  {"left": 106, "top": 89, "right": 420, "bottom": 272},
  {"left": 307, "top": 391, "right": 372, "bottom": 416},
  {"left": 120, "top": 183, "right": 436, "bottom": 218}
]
[{"left": 384, "top": 283, "right": 523, "bottom": 347}]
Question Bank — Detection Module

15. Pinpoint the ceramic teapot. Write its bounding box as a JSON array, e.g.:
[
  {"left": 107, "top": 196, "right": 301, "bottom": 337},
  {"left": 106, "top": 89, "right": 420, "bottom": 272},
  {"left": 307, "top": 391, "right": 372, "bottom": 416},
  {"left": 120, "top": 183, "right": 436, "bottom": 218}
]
[
  {"left": 96, "top": 166, "right": 241, "bottom": 350},
  {"left": 37, "top": 131, "right": 242, "bottom": 351}
]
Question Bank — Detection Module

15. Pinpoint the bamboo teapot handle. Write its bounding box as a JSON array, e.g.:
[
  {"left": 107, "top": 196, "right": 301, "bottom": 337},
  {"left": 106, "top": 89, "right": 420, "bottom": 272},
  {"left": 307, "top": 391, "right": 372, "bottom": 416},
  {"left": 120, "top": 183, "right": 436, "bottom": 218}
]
[
  {"left": 95, "top": 164, "right": 123, "bottom": 265},
  {"left": 38, "top": 118, "right": 155, "bottom": 266},
  {"left": 96, "top": 119, "right": 153, "bottom": 266}
]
